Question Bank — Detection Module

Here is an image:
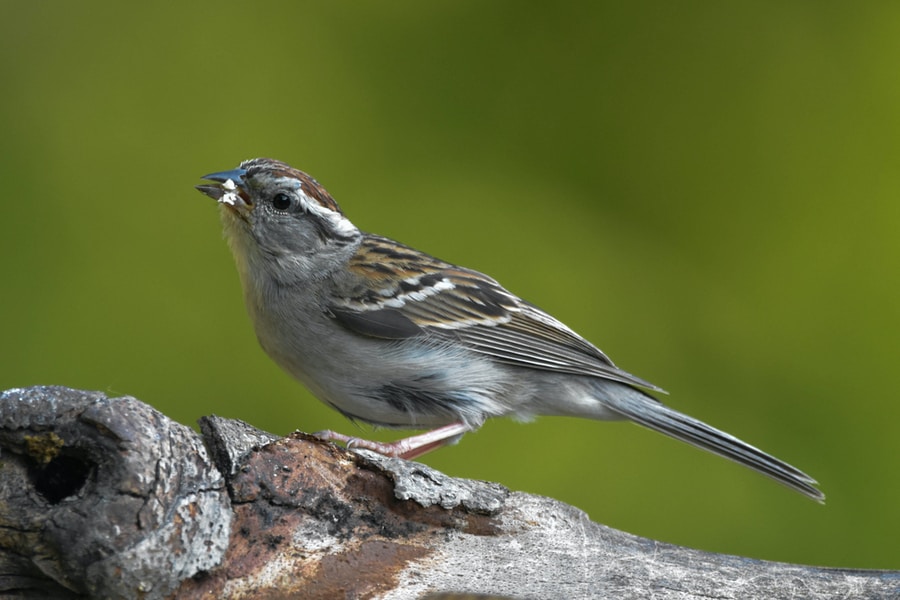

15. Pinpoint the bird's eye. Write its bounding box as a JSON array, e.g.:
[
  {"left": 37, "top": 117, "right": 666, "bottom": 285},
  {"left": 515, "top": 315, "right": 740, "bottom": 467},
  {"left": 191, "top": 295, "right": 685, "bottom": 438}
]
[{"left": 272, "top": 192, "right": 292, "bottom": 211}]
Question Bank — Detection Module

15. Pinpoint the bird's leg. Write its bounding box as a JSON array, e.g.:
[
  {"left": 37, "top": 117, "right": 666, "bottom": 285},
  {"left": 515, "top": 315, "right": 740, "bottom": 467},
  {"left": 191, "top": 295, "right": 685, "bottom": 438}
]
[{"left": 313, "top": 421, "right": 471, "bottom": 460}]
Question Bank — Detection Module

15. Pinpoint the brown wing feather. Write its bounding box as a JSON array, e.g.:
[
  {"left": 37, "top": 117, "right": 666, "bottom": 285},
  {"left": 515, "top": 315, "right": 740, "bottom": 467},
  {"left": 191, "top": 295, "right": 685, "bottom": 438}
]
[{"left": 330, "top": 235, "right": 664, "bottom": 393}]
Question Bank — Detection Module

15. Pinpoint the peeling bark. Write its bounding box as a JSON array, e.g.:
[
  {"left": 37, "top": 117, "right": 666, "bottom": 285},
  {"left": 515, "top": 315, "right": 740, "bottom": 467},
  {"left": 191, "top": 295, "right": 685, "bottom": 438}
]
[{"left": 0, "top": 386, "right": 896, "bottom": 599}]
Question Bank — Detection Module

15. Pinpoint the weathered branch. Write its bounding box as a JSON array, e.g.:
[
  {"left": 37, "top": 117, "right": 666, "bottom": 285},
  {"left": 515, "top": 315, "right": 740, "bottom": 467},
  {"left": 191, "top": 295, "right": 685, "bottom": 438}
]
[{"left": 0, "top": 386, "right": 895, "bottom": 599}]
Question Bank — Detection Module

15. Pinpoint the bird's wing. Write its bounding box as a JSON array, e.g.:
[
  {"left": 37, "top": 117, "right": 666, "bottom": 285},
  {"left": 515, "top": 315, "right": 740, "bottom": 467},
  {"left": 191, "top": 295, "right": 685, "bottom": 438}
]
[{"left": 329, "top": 236, "right": 664, "bottom": 393}]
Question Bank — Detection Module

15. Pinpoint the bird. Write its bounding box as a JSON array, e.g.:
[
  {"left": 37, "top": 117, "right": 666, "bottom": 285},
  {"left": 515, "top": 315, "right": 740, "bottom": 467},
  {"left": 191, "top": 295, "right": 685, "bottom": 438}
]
[{"left": 196, "top": 157, "right": 823, "bottom": 502}]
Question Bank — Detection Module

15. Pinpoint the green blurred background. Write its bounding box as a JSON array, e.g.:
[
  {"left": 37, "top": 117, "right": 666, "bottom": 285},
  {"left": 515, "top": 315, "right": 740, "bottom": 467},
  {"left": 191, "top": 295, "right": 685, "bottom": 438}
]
[{"left": 3, "top": 2, "right": 898, "bottom": 570}]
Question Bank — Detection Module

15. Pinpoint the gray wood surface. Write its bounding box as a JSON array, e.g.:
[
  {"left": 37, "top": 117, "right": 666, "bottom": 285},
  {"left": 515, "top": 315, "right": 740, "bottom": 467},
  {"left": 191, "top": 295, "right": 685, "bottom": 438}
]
[{"left": 1, "top": 386, "right": 895, "bottom": 599}]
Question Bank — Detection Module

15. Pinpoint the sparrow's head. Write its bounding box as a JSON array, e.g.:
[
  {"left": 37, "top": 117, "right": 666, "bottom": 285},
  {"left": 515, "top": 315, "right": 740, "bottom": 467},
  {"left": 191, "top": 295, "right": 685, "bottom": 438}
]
[{"left": 197, "top": 158, "right": 361, "bottom": 284}]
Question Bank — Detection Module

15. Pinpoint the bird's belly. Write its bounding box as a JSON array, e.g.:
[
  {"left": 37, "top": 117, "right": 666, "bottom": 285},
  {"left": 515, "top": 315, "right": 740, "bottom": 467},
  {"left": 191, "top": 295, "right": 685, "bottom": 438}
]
[{"left": 255, "top": 316, "right": 517, "bottom": 429}]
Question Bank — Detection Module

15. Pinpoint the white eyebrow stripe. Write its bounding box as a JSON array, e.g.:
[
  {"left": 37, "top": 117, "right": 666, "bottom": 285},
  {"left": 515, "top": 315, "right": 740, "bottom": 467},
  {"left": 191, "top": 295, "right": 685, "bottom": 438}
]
[{"left": 297, "top": 189, "right": 358, "bottom": 238}]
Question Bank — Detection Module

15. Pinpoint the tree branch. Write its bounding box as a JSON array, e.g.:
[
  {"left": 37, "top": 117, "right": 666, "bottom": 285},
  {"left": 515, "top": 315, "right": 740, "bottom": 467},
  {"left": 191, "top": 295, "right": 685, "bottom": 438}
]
[{"left": 0, "top": 386, "right": 895, "bottom": 599}]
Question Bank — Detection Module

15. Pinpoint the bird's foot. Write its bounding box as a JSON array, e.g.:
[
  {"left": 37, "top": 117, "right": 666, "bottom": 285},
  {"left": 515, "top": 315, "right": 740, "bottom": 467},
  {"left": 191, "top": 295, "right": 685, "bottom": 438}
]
[{"left": 313, "top": 421, "right": 470, "bottom": 460}]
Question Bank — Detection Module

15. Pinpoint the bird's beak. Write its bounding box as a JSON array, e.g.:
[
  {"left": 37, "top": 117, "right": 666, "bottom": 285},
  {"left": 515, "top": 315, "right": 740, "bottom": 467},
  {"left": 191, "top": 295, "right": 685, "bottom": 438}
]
[{"left": 196, "top": 168, "right": 252, "bottom": 212}]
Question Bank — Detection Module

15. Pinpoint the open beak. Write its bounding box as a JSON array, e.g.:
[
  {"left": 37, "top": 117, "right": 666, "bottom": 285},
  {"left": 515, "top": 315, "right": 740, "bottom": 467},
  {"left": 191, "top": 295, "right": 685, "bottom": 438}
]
[{"left": 196, "top": 168, "right": 252, "bottom": 211}]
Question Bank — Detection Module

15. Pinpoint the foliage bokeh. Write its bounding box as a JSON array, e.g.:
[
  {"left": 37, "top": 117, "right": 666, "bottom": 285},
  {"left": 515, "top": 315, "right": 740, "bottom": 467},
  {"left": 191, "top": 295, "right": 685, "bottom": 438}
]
[{"left": 2, "top": 2, "right": 899, "bottom": 569}]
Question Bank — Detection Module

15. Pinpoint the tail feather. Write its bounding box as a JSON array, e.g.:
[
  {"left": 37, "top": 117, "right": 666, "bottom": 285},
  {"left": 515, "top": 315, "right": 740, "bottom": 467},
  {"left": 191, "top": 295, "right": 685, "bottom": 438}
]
[{"left": 600, "top": 388, "right": 824, "bottom": 502}]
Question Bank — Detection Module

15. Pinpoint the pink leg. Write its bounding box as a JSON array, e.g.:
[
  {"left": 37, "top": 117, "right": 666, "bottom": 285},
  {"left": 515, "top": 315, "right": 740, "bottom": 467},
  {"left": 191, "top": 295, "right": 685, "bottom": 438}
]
[{"left": 313, "top": 422, "right": 471, "bottom": 460}]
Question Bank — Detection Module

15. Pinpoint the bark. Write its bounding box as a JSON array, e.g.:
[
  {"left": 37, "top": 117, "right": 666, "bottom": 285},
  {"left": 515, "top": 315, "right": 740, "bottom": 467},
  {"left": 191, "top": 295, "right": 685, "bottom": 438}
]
[{"left": 0, "top": 386, "right": 895, "bottom": 599}]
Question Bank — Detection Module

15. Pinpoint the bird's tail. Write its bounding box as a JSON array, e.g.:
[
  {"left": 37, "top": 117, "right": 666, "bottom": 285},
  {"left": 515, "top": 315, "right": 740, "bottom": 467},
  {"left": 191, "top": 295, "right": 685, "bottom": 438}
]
[{"left": 597, "top": 385, "right": 824, "bottom": 502}]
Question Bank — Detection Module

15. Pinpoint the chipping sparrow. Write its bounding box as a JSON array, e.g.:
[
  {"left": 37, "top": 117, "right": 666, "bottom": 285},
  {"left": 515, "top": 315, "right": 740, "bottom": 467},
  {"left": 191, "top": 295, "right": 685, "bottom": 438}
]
[{"left": 196, "top": 158, "right": 823, "bottom": 501}]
